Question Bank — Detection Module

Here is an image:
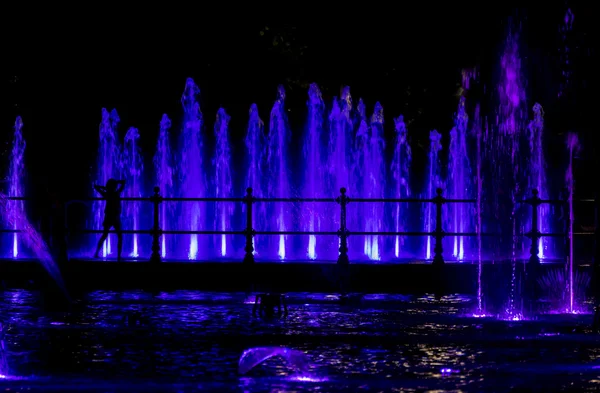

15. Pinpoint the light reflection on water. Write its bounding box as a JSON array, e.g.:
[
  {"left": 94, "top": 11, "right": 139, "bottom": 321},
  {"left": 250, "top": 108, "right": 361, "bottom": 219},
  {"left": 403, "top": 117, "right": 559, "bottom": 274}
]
[{"left": 0, "top": 289, "right": 599, "bottom": 392}]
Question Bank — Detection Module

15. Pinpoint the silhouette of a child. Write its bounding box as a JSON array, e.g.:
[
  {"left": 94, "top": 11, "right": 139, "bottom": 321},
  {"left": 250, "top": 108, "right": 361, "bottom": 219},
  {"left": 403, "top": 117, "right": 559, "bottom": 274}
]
[{"left": 93, "top": 179, "right": 125, "bottom": 260}]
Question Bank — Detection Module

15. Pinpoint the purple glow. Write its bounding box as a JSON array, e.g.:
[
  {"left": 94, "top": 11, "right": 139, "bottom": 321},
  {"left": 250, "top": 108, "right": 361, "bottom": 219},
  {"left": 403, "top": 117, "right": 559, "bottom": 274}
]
[
  {"left": 328, "top": 87, "right": 355, "bottom": 256},
  {"left": 566, "top": 132, "right": 579, "bottom": 313},
  {"left": 239, "top": 347, "right": 310, "bottom": 375},
  {"left": 473, "top": 104, "right": 484, "bottom": 315},
  {"left": 179, "top": 78, "right": 206, "bottom": 260},
  {"left": 303, "top": 84, "right": 326, "bottom": 259},
  {"left": 123, "top": 127, "right": 143, "bottom": 258},
  {"left": 558, "top": 8, "right": 575, "bottom": 97},
  {"left": 448, "top": 97, "right": 472, "bottom": 261},
  {"left": 267, "top": 86, "right": 292, "bottom": 260},
  {"left": 8, "top": 117, "right": 25, "bottom": 259},
  {"left": 245, "top": 104, "right": 266, "bottom": 256},
  {"left": 424, "top": 130, "right": 443, "bottom": 260},
  {"left": 527, "top": 103, "right": 550, "bottom": 259},
  {"left": 213, "top": 108, "right": 233, "bottom": 257},
  {"left": 391, "top": 115, "right": 411, "bottom": 258},
  {"left": 93, "top": 109, "right": 121, "bottom": 258},
  {"left": 153, "top": 114, "right": 174, "bottom": 258}
]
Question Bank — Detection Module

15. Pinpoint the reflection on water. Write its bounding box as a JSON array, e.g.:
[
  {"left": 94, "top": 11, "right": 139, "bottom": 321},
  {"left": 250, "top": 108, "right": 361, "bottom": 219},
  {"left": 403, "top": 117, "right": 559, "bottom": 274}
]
[{"left": 0, "top": 289, "right": 599, "bottom": 392}]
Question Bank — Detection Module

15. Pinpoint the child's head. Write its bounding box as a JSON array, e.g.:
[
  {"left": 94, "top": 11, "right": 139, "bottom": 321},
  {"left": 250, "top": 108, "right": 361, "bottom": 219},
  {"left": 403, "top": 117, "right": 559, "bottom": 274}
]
[{"left": 106, "top": 178, "right": 118, "bottom": 191}]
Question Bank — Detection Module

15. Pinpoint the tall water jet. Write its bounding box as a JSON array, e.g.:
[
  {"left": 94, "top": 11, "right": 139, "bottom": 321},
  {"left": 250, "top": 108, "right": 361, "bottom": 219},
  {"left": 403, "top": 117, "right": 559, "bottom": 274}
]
[
  {"left": 154, "top": 114, "right": 174, "bottom": 258},
  {"left": 391, "top": 115, "right": 411, "bottom": 258},
  {"left": 354, "top": 99, "right": 370, "bottom": 258},
  {"left": 93, "top": 108, "right": 121, "bottom": 257},
  {"left": 425, "top": 130, "right": 443, "bottom": 260},
  {"left": 448, "top": 97, "right": 472, "bottom": 261},
  {"left": 363, "top": 102, "right": 386, "bottom": 260},
  {"left": 123, "top": 127, "right": 143, "bottom": 258},
  {"left": 303, "top": 83, "right": 326, "bottom": 259},
  {"left": 527, "top": 103, "right": 550, "bottom": 258},
  {"left": 566, "top": 132, "right": 579, "bottom": 313},
  {"left": 179, "top": 78, "right": 206, "bottom": 260},
  {"left": 328, "top": 87, "right": 355, "bottom": 241},
  {"left": 213, "top": 108, "right": 233, "bottom": 257},
  {"left": 8, "top": 117, "right": 26, "bottom": 258},
  {"left": 473, "top": 105, "right": 485, "bottom": 315},
  {"left": 267, "top": 85, "right": 292, "bottom": 260},
  {"left": 245, "top": 104, "right": 266, "bottom": 255}
]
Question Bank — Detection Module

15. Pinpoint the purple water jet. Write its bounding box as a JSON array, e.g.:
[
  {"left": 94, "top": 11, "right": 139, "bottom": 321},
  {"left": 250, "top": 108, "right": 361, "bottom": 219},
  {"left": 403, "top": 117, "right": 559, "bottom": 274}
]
[
  {"left": 391, "top": 115, "right": 411, "bottom": 258},
  {"left": 354, "top": 100, "right": 370, "bottom": 258},
  {"left": 123, "top": 127, "right": 143, "bottom": 258},
  {"left": 245, "top": 104, "right": 266, "bottom": 255},
  {"left": 527, "top": 103, "right": 550, "bottom": 259},
  {"left": 213, "top": 108, "right": 233, "bottom": 257},
  {"left": 179, "top": 78, "right": 206, "bottom": 260},
  {"left": 424, "top": 130, "right": 443, "bottom": 260},
  {"left": 328, "top": 87, "right": 355, "bottom": 251},
  {"left": 362, "top": 102, "right": 386, "bottom": 260},
  {"left": 303, "top": 83, "right": 326, "bottom": 259},
  {"left": 153, "top": 114, "right": 174, "bottom": 258},
  {"left": 93, "top": 108, "right": 121, "bottom": 258},
  {"left": 8, "top": 117, "right": 25, "bottom": 258},
  {"left": 473, "top": 105, "right": 485, "bottom": 315},
  {"left": 566, "top": 132, "right": 579, "bottom": 313},
  {"left": 448, "top": 97, "right": 472, "bottom": 261},
  {"left": 267, "top": 86, "right": 292, "bottom": 260}
]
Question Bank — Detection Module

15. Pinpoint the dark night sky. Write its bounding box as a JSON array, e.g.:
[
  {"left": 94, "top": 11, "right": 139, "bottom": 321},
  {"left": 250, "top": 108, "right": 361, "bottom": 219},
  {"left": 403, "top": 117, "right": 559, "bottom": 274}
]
[{"left": 1, "top": 2, "right": 595, "bottom": 197}]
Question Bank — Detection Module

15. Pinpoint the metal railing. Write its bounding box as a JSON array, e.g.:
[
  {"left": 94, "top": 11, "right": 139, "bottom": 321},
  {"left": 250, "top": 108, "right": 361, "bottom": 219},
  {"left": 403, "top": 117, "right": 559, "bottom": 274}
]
[{"left": 1, "top": 188, "right": 597, "bottom": 264}]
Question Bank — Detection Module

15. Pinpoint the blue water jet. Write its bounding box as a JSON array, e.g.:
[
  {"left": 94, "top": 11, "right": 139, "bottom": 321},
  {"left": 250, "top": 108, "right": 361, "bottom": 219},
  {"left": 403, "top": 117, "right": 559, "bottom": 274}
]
[
  {"left": 154, "top": 114, "right": 175, "bottom": 258},
  {"left": 267, "top": 86, "right": 292, "bottom": 260},
  {"left": 245, "top": 104, "right": 266, "bottom": 255},
  {"left": 424, "top": 130, "right": 443, "bottom": 260},
  {"left": 123, "top": 127, "right": 143, "bottom": 258},
  {"left": 179, "top": 78, "right": 206, "bottom": 260},
  {"left": 213, "top": 108, "right": 233, "bottom": 257},
  {"left": 391, "top": 115, "right": 411, "bottom": 258},
  {"left": 302, "top": 83, "right": 326, "bottom": 259},
  {"left": 8, "top": 117, "right": 25, "bottom": 258}
]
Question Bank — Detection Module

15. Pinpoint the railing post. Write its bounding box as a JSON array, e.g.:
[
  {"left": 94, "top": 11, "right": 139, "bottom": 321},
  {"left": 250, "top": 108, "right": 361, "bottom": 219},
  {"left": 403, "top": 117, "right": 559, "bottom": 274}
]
[
  {"left": 432, "top": 188, "right": 445, "bottom": 266},
  {"left": 150, "top": 186, "right": 162, "bottom": 263},
  {"left": 243, "top": 187, "right": 255, "bottom": 264},
  {"left": 526, "top": 189, "right": 541, "bottom": 266},
  {"left": 336, "top": 187, "right": 350, "bottom": 265}
]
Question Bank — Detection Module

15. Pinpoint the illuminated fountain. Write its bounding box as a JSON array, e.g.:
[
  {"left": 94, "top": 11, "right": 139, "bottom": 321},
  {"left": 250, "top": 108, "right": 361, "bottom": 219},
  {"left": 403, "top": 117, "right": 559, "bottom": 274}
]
[
  {"left": 527, "top": 103, "right": 550, "bottom": 259},
  {"left": 93, "top": 108, "right": 121, "bottom": 258},
  {"left": 328, "top": 87, "right": 355, "bottom": 256},
  {"left": 7, "top": 117, "right": 25, "bottom": 259},
  {"left": 424, "top": 130, "right": 443, "bottom": 260},
  {"left": 267, "top": 85, "right": 292, "bottom": 260},
  {"left": 213, "top": 108, "right": 233, "bottom": 257},
  {"left": 391, "top": 115, "right": 411, "bottom": 258},
  {"left": 245, "top": 104, "right": 266, "bottom": 255},
  {"left": 447, "top": 97, "right": 472, "bottom": 261},
  {"left": 179, "top": 78, "right": 207, "bottom": 260},
  {"left": 354, "top": 100, "right": 370, "bottom": 257},
  {"left": 302, "top": 83, "right": 326, "bottom": 259},
  {"left": 566, "top": 132, "right": 579, "bottom": 313},
  {"left": 153, "top": 114, "right": 175, "bottom": 258},
  {"left": 123, "top": 127, "right": 143, "bottom": 258}
]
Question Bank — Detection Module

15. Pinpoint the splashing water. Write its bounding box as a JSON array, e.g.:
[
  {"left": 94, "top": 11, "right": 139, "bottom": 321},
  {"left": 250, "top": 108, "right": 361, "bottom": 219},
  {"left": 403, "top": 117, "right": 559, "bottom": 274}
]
[
  {"left": 93, "top": 109, "right": 121, "bottom": 258},
  {"left": 179, "top": 78, "right": 206, "bottom": 260},
  {"left": 448, "top": 97, "right": 472, "bottom": 261},
  {"left": 123, "top": 127, "right": 143, "bottom": 258},
  {"left": 425, "top": 130, "right": 443, "bottom": 260},
  {"left": 362, "top": 102, "right": 386, "bottom": 260},
  {"left": 239, "top": 347, "right": 310, "bottom": 375},
  {"left": 213, "top": 108, "right": 233, "bottom": 257},
  {"left": 391, "top": 115, "right": 411, "bottom": 258},
  {"left": 245, "top": 104, "right": 266, "bottom": 255},
  {"left": 0, "top": 192, "right": 68, "bottom": 298},
  {"left": 354, "top": 100, "right": 370, "bottom": 257},
  {"left": 527, "top": 103, "right": 550, "bottom": 259},
  {"left": 328, "top": 87, "right": 355, "bottom": 253},
  {"left": 153, "top": 114, "right": 174, "bottom": 258},
  {"left": 303, "top": 84, "right": 326, "bottom": 259},
  {"left": 8, "top": 117, "right": 25, "bottom": 259},
  {"left": 267, "top": 86, "right": 292, "bottom": 260},
  {"left": 566, "top": 132, "right": 579, "bottom": 313}
]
